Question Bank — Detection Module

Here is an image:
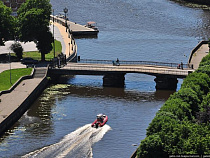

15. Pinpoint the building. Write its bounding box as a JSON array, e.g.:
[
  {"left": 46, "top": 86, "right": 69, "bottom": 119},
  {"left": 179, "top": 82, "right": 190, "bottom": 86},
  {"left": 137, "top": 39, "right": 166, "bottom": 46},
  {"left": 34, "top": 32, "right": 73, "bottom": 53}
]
[{"left": 2, "top": 0, "right": 26, "bottom": 16}]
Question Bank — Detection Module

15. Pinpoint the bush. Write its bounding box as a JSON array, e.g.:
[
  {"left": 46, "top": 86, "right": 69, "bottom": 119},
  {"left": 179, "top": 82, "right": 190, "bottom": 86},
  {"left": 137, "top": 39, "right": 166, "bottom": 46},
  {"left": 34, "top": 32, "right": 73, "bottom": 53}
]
[
  {"left": 197, "top": 65, "right": 210, "bottom": 77},
  {"left": 160, "top": 98, "right": 193, "bottom": 120},
  {"left": 137, "top": 134, "right": 167, "bottom": 158},
  {"left": 137, "top": 46, "right": 210, "bottom": 157},
  {"left": 10, "top": 42, "right": 23, "bottom": 60},
  {"left": 146, "top": 111, "right": 179, "bottom": 136},
  {"left": 170, "top": 88, "right": 200, "bottom": 117},
  {"left": 196, "top": 93, "right": 210, "bottom": 124},
  {"left": 181, "top": 72, "right": 210, "bottom": 96}
]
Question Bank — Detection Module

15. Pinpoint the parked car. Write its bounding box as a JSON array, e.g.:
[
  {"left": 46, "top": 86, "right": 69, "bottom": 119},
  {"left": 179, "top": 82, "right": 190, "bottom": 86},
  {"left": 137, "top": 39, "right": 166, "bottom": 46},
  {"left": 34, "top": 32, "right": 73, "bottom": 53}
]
[{"left": 21, "top": 58, "right": 38, "bottom": 65}]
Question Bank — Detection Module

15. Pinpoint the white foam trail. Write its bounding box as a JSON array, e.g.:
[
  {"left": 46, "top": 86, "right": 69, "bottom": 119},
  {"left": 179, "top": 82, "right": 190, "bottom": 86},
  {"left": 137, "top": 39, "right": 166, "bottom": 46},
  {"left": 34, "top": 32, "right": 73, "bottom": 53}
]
[{"left": 22, "top": 124, "right": 111, "bottom": 158}]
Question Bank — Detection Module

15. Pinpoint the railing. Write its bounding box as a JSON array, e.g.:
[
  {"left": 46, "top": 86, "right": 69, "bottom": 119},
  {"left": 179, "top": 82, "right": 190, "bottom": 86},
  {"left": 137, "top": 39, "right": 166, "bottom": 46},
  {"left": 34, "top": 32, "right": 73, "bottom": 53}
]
[
  {"left": 188, "top": 40, "right": 209, "bottom": 64},
  {"left": 50, "top": 15, "right": 78, "bottom": 62},
  {"left": 78, "top": 59, "right": 193, "bottom": 69},
  {"left": 63, "top": 64, "right": 193, "bottom": 77},
  {"left": 49, "top": 53, "right": 67, "bottom": 68}
]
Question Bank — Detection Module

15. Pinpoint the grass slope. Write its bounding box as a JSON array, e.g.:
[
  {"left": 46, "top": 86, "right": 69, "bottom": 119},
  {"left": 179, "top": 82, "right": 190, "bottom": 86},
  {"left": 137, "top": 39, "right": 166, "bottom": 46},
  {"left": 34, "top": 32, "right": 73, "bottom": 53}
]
[{"left": 0, "top": 68, "right": 32, "bottom": 91}]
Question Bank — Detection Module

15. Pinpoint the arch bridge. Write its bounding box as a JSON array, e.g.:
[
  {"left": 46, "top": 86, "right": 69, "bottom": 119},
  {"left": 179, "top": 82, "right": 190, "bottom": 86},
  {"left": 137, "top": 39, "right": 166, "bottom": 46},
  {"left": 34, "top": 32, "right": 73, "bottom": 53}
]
[{"left": 49, "top": 59, "right": 194, "bottom": 90}]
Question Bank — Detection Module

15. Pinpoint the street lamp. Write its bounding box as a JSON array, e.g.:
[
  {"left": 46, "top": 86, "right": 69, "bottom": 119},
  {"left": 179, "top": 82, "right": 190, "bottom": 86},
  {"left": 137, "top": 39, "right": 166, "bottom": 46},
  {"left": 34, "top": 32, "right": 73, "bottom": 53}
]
[
  {"left": 9, "top": 52, "right": 12, "bottom": 84},
  {"left": 63, "top": 7, "right": 68, "bottom": 32},
  {"left": 53, "top": 9, "right": 55, "bottom": 58}
]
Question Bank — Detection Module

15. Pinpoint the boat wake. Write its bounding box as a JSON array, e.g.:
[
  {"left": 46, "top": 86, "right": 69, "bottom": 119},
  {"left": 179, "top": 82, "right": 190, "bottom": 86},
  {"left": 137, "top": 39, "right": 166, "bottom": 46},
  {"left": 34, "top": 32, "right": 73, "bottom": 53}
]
[{"left": 22, "top": 124, "right": 111, "bottom": 158}]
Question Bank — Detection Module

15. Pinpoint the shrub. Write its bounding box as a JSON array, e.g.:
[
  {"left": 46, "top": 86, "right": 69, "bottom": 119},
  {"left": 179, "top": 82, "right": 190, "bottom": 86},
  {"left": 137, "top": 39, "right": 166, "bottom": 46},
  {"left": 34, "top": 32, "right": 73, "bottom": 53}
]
[
  {"left": 170, "top": 88, "right": 200, "bottom": 117},
  {"left": 10, "top": 42, "right": 23, "bottom": 60},
  {"left": 161, "top": 98, "right": 193, "bottom": 120},
  {"left": 137, "top": 134, "right": 167, "bottom": 158},
  {"left": 181, "top": 72, "right": 210, "bottom": 96},
  {"left": 146, "top": 111, "right": 179, "bottom": 136},
  {"left": 197, "top": 65, "right": 210, "bottom": 77}
]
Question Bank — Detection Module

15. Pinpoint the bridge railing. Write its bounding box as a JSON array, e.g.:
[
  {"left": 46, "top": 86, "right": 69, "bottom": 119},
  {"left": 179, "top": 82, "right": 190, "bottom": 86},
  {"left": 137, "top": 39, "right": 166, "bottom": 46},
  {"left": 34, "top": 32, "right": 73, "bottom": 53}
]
[
  {"left": 64, "top": 64, "right": 193, "bottom": 77},
  {"left": 78, "top": 59, "right": 193, "bottom": 69}
]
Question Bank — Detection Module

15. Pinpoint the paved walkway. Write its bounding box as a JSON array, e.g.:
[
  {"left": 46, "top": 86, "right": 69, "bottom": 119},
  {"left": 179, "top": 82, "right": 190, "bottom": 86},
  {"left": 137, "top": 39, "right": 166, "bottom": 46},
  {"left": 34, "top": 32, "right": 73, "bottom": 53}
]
[
  {"left": 0, "top": 22, "right": 72, "bottom": 133},
  {"left": 0, "top": 77, "right": 43, "bottom": 123},
  {"left": 50, "top": 21, "right": 74, "bottom": 58},
  {"left": 189, "top": 44, "right": 209, "bottom": 69},
  {"left": 0, "top": 62, "right": 25, "bottom": 73},
  {"left": 0, "top": 41, "right": 37, "bottom": 55}
]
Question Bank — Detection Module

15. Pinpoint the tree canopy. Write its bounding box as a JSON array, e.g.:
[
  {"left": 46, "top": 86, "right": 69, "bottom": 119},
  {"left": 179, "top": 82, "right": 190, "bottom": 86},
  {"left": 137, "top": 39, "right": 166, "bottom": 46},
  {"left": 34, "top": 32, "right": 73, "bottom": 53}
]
[
  {"left": 137, "top": 52, "right": 210, "bottom": 157},
  {"left": 0, "top": 1, "right": 16, "bottom": 45},
  {"left": 18, "top": 0, "right": 53, "bottom": 61}
]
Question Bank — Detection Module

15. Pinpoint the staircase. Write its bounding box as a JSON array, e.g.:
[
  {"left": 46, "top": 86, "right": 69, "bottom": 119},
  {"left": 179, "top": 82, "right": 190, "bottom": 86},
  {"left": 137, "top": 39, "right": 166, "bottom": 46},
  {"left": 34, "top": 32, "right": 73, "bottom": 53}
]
[{"left": 33, "top": 68, "right": 47, "bottom": 78}]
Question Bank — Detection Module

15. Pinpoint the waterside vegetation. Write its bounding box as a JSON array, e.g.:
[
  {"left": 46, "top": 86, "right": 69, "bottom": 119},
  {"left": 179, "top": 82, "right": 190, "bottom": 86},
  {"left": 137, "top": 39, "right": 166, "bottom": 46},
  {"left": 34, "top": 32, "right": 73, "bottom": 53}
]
[
  {"left": 172, "top": 0, "right": 210, "bottom": 9},
  {"left": 137, "top": 48, "right": 210, "bottom": 157}
]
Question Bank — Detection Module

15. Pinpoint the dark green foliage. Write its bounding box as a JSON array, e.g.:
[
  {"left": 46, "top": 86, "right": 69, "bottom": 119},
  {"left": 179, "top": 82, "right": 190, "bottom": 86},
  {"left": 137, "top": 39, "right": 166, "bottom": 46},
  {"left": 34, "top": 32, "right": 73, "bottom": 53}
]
[
  {"left": 196, "top": 93, "right": 210, "bottom": 124},
  {"left": 10, "top": 42, "right": 23, "bottom": 60},
  {"left": 146, "top": 111, "right": 179, "bottom": 136},
  {"left": 160, "top": 98, "right": 193, "bottom": 120},
  {"left": 137, "top": 134, "right": 167, "bottom": 158},
  {"left": 170, "top": 88, "right": 200, "bottom": 117},
  {"left": 197, "top": 65, "right": 210, "bottom": 77},
  {"left": 17, "top": 0, "right": 53, "bottom": 61},
  {"left": 137, "top": 53, "right": 210, "bottom": 157},
  {"left": 0, "top": 1, "right": 16, "bottom": 45},
  {"left": 181, "top": 72, "right": 210, "bottom": 105}
]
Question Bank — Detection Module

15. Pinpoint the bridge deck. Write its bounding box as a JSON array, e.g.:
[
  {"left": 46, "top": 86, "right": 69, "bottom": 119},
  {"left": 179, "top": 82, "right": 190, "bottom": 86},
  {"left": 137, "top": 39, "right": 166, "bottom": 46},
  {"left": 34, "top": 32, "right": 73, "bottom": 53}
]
[{"left": 52, "top": 63, "right": 194, "bottom": 78}]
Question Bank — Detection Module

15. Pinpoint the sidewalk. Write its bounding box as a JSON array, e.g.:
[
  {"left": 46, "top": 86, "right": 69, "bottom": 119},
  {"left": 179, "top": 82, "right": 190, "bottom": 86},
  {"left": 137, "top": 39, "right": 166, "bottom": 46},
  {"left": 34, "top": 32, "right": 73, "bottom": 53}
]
[
  {"left": 0, "top": 77, "right": 44, "bottom": 123},
  {"left": 189, "top": 43, "right": 209, "bottom": 69},
  {"left": 0, "top": 62, "right": 25, "bottom": 73},
  {"left": 50, "top": 21, "right": 75, "bottom": 58},
  {"left": 0, "top": 22, "right": 72, "bottom": 136}
]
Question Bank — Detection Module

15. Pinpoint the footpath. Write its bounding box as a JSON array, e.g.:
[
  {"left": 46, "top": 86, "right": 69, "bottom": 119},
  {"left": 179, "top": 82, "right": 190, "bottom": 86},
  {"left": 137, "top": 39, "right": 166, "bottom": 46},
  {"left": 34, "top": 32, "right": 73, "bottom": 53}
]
[{"left": 0, "top": 22, "right": 73, "bottom": 136}]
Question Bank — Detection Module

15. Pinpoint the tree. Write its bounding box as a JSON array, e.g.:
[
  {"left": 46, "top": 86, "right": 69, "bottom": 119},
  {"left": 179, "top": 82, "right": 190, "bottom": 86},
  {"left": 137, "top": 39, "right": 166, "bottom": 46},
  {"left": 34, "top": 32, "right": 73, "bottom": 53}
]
[
  {"left": 18, "top": 0, "right": 53, "bottom": 61},
  {"left": 0, "top": 1, "right": 16, "bottom": 45},
  {"left": 137, "top": 134, "right": 167, "bottom": 158},
  {"left": 10, "top": 42, "right": 23, "bottom": 60}
]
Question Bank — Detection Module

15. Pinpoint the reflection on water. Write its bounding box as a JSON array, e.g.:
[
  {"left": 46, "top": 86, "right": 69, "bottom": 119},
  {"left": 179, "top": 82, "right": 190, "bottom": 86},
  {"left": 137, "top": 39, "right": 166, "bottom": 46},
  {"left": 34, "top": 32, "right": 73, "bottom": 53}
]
[{"left": 0, "top": 0, "right": 210, "bottom": 157}]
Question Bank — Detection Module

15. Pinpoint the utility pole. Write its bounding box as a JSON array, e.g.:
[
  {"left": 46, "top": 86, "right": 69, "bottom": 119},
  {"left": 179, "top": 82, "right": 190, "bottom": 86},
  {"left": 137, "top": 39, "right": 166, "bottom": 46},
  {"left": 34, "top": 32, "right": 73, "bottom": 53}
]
[
  {"left": 53, "top": 9, "right": 55, "bottom": 58},
  {"left": 9, "top": 52, "right": 12, "bottom": 84}
]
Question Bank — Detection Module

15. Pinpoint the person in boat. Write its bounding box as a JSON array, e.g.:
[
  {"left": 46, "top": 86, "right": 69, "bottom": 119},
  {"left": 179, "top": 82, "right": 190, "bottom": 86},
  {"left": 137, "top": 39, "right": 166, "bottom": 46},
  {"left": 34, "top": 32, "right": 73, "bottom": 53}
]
[{"left": 97, "top": 115, "right": 103, "bottom": 123}]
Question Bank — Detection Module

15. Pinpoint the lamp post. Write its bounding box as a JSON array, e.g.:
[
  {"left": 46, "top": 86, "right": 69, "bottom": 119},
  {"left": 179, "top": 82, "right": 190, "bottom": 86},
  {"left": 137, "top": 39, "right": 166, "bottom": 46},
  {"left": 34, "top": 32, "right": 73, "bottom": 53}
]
[
  {"left": 63, "top": 7, "right": 68, "bottom": 32},
  {"left": 9, "top": 52, "right": 11, "bottom": 84},
  {"left": 53, "top": 9, "right": 55, "bottom": 58}
]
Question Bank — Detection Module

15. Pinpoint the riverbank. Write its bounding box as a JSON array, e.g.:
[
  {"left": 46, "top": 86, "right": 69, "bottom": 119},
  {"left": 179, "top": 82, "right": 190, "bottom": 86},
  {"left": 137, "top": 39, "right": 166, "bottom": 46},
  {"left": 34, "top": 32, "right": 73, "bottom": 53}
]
[
  {"left": 0, "top": 67, "right": 49, "bottom": 136},
  {"left": 172, "top": 0, "right": 210, "bottom": 9},
  {"left": 0, "top": 18, "right": 77, "bottom": 137},
  {"left": 136, "top": 51, "right": 210, "bottom": 156}
]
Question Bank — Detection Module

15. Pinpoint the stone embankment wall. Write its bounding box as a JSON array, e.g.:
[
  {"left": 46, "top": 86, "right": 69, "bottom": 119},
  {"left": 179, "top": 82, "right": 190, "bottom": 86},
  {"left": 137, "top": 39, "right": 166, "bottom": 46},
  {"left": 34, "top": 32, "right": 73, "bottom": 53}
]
[
  {"left": 179, "top": 0, "right": 210, "bottom": 5},
  {"left": 0, "top": 73, "right": 49, "bottom": 136}
]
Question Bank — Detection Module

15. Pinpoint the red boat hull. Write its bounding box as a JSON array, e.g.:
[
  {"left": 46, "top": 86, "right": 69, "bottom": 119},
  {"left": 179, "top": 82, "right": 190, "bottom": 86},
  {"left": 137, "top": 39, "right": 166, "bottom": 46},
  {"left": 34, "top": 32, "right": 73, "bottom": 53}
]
[{"left": 91, "top": 115, "right": 108, "bottom": 128}]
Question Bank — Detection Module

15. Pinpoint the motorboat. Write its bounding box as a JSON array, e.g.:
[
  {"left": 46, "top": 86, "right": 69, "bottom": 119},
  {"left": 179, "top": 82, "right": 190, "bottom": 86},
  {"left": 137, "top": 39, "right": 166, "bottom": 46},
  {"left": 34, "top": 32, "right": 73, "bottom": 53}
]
[
  {"left": 91, "top": 114, "right": 108, "bottom": 128},
  {"left": 85, "top": 21, "right": 99, "bottom": 31}
]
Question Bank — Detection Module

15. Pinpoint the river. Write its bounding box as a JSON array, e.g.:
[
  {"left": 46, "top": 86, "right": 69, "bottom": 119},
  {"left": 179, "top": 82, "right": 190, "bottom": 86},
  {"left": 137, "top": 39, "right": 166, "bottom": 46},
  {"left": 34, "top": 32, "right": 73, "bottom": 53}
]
[{"left": 0, "top": 0, "right": 210, "bottom": 157}]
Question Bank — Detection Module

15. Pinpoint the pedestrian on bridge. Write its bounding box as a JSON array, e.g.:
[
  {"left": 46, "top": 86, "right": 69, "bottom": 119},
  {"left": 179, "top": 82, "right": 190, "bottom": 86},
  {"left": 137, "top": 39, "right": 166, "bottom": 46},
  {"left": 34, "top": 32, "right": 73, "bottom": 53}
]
[{"left": 181, "top": 62, "right": 183, "bottom": 70}]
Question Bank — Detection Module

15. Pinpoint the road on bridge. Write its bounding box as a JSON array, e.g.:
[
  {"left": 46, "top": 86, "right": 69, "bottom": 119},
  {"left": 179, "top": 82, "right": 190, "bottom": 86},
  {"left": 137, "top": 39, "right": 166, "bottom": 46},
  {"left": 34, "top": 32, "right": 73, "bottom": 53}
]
[{"left": 56, "top": 62, "right": 194, "bottom": 78}]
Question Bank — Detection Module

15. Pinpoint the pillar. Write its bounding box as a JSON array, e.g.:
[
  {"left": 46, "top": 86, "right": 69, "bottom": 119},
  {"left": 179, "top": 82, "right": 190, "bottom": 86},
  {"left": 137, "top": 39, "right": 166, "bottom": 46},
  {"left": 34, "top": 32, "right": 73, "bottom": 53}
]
[
  {"left": 103, "top": 73, "right": 125, "bottom": 87},
  {"left": 154, "top": 76, "right": 178, "bottom": 90}
]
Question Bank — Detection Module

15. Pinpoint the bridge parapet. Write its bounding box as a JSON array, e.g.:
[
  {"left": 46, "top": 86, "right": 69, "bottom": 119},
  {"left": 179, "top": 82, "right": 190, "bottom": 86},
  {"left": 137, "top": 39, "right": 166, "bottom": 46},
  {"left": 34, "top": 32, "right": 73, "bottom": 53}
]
[{"left": 78, "top": 59, "right": 192, "bottom": 69}]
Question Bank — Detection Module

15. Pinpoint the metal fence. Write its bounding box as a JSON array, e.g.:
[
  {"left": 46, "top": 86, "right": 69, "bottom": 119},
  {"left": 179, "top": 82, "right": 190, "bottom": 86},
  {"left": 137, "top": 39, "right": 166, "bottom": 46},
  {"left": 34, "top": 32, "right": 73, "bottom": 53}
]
[
  {"left": 63, "top": 64, "right": 193, "bottom": 77},
  {"left": 78, "top": 59, "right": 193, "bottom": 69}
]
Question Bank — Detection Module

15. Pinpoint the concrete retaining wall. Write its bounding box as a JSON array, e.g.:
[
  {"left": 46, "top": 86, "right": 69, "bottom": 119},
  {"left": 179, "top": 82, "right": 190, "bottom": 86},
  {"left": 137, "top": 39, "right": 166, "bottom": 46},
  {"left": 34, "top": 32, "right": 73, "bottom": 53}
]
[
  {"left": 188, "top": 40, "right": 208, "bottom": 64},
  {"left": 0, "top": 77, "right": 49, "bottom": 137}
]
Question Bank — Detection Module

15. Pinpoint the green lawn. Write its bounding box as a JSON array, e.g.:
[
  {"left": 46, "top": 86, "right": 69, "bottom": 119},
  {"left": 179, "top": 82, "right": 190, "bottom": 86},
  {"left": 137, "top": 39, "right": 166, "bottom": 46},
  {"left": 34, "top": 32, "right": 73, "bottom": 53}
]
[
  {"left": 22, "top": 40, "right": 62, "bottom": 60},
  {"left": 0, "top": 68, "right": 32, "bottom": 91}
]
